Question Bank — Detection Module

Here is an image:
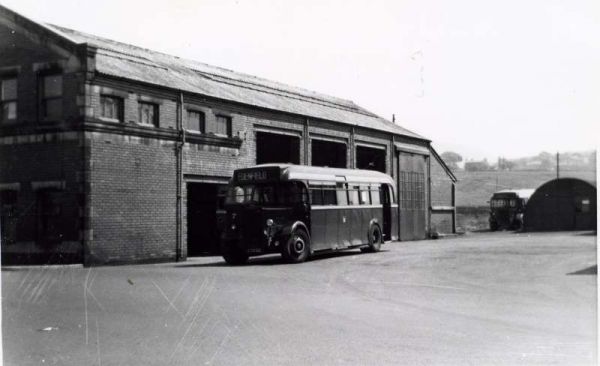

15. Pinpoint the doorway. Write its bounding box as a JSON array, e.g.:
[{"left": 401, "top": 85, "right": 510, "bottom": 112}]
[{"left": 187, "top": 183, "right": 226, "bottom": 256}]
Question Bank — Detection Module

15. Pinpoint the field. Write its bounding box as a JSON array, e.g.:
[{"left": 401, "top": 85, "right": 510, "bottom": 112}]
[{"left": 454, "top": 169, "right": 596, "bottom": 231}]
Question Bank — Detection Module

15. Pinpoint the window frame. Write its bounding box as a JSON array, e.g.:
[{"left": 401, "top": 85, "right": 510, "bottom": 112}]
[
  {"left": 99, "top": 94, "right": 124, "bottom": 122},
  {"left": 138, "top": 101, "right": 159, "bottom": 127},
  {"left": 40, "top": 73, "right": 63, "bottom": 121},
  {"left": 214, "top": 114, "right": 232, "bottom": 137},
  {"left": 186, "top": 109, "right": 206, "bottom": 133},
  {"left": 0, "top": 76, "right": 18, "bottom": 124}
]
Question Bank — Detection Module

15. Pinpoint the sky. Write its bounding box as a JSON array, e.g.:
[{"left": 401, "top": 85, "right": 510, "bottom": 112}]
[{"left": 2, "top": 0, "right": 598, "bottom": 162}]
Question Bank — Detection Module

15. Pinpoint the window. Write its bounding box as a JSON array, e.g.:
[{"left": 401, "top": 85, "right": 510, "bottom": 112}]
[
  {"left": 138, "top": 102, "right": 158, "bottom": 126},
  {"left": 578, "top": 198, "right": 591, "bottom": 213},
  {"left": 310, "top": 186, "right": 323, "bottom": 205},
  {"left": 348, "top": 186, "right": 360, "bottom": 205},
  {"left": 41, "top": 74, "right": 62, "bottom": 120},
  {"left": 1, "top": 77, "right": 17, "bottom": 123},
  {"left": 226, "top": 183, "right": 307, "bottom": 206},
  {"left": 322, "top": 186, "right": 337, "bottom": 205},
  {"left": 100, "top": 95, "right": 123, "bottom": 121},
  {"left": 187, "top": 110, "right": 205, "bottom": 133},
  {"left": 371, "top": 186, "right": 381, "bottom": 205},
  {"left": 336, "top": 183, "right": 348, "bottom": 206},
  {"left": 359, "top": 186, "right": 370, "bottom": 205},
  {"left": 214, "top": 115, "right": 231, "bottom": 136},
  {"left": 491, "top": 199, "right": 506, "bottom": 208}
]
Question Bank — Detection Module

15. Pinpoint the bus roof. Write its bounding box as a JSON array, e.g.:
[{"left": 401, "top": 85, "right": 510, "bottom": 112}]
[
  {"left": 492, "top": 189, "right": 535, "bottom": 199},
  {"left": 247, "top": 164, "right": 395, "bottom": 185}
]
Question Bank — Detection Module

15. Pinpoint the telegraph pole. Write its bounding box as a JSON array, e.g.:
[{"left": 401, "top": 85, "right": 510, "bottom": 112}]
[{"left": 556, "top": 152, "right": 560, "bottom": 180}]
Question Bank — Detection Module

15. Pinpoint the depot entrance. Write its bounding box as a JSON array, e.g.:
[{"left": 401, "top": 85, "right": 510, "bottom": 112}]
[{"left": 186, "top": 182, "right": 227, "bottom": 256}]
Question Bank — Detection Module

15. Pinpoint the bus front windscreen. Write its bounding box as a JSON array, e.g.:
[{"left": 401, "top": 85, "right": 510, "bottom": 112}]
[{"left": 225, "top": 182, "right": 307, "bottom": 206}]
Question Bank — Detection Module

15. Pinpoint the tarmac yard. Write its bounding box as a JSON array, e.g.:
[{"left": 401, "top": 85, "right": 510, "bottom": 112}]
[{"left": 2, "top": 231, "right": 597, "bottom": 365}]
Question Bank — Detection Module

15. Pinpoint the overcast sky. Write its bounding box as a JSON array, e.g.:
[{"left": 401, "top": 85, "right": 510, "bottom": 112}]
[{"left": 4, "top": 0, "right": 599, "bottom": 161}]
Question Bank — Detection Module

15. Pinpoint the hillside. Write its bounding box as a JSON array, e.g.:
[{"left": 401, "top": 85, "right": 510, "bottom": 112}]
[{"left": 455, "top": 170, "right": 596, "bottom": 207}]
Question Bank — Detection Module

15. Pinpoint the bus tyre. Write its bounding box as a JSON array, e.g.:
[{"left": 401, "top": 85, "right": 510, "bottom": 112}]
[
  {"left": 489, "top": 221, "right": 498, "bottom": 231},
  {"left": 282, "top": 229, "right": 310, "bottom": 263},
  {"left": 361, "top": 224, "right": 382, "bottom": 253},
  {"left": 222, "top": 249, "right": 248, "bottom": 265}
]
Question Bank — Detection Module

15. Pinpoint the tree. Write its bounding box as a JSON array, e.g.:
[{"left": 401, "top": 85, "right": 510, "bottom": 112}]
[
  {"left": 440, "top": 151, "right": 463, "bottom": 170},
  {"left": 497, "top": 157, "right": 515, "bottom": 171}
]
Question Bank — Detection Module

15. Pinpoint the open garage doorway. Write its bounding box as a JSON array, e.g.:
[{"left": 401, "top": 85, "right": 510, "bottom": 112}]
[
  {"left": 256, "top": 132, "right": 300, "bottom": 165},
  {"left": 356, "top": 145, "right": 386, "bottom": 173},
  {"left": 187, "top": 182, "right": 227, "bottom": 256},
  {"left": 311, "top": 139, "right": 347, "bottom": 168}
]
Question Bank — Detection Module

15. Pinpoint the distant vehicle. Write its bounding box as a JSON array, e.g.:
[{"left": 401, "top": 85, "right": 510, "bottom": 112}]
[
  {"left": 220, "top": 164, "right": 397, "bottom": 264},
  {"left": 489, "top": 189, "right": 535, "bottom": 231}
]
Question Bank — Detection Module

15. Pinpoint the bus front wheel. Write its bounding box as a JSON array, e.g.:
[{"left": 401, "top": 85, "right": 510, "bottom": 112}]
[
  {"left": 361, "top": 224, "right": 382, "bottom": 253},
  {"left": 282, "top": 230, "right": 310, "bottom": 263},
  {"left": 222, "top": 248, "right": 248, "bottom": 265}
]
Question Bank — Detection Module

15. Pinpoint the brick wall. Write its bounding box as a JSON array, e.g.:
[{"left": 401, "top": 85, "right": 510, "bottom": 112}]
[
  {"left": 0, "top": 134, "right": 83, "bottom": 263},
  {"left": 430, "top": 153, "right": 456, "bottom": 234},
  {"left": 87, "top": 132, "right": 177, "bottom": 265}
]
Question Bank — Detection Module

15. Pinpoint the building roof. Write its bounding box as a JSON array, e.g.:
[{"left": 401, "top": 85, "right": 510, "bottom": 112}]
[{"left": 39, "top": 24, "right": 425, "bottom": 140}]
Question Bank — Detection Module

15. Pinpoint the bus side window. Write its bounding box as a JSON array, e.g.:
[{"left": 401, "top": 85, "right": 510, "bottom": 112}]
[
  {"left": 323, "top": 186, "right": 337, "bottom": 205},
  {"left": 336, "top": 183, "right": 348, "bottom": 206},
  {"left": 371, "top": 185, "right": 381, "bottom": 205},
  {"left": 348, "top": 185, "right": 359, "bottom": 205},
  {"left": 310, "top": 186, "right": 323, "bottom": 205},
  {"left": 359, "top": 185, "right": 370, "bottom": 205}
]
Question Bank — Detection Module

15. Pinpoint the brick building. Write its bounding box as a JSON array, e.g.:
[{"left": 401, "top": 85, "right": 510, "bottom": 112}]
[{"left": 0, "top": 5, "right": 456, "bottom": 266}]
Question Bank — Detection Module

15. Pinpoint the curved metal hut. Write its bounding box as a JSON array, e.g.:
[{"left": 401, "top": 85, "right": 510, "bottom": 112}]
[{"left": 524, "top": 178, "right": 596, "bottom": 231}]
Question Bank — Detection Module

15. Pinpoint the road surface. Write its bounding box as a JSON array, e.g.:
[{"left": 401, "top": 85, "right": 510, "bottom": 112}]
[{"left": 2, "top": 231, "right": 596, "bottom": 365}]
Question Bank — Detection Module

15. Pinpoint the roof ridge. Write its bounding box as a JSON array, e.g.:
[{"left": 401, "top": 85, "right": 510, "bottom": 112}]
[
  {"left": 191, "top": 69, "right": 376, "bottom": 115},
  {"left": 46, "top": 24, "right": 364, "bottom": 110}
]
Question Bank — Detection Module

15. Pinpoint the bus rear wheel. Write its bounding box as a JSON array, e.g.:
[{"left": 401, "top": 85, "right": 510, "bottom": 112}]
[
  {"left": 361, "top": 224, "right": 382, "bottom": 253},
  {"left": 282, "top": 230, "right": 310, "bottom": 263}
]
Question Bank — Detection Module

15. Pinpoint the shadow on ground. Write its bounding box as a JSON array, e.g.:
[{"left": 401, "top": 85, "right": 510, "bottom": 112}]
[
  {"left": 568, "top": 265, "right": 597, "bottom": 275},
  {"left": 177, "top": 249, "right": 389, "bottom": 268}
]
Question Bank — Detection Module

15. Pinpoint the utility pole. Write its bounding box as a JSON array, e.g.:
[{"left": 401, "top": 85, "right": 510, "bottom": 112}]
[{"left": 556, "top": 152, "right": 560, "bottom": 180}]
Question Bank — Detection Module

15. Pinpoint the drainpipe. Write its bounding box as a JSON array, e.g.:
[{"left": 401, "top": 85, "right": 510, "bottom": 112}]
[{"left": 176, "top": 92, "right": 185, "bottom": 261}]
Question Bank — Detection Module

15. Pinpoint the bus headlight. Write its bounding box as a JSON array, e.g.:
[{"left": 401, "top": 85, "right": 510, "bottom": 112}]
[{"left": 266, "top": 219, "right": 274, "bottom": 227}]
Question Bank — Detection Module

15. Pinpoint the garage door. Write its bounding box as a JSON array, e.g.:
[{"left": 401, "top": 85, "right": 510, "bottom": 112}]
[{"left": 398, "top": 152, "right": 427, "bottom": 240}]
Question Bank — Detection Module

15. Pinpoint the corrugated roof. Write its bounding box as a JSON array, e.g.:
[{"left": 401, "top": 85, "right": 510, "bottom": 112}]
[{"left": 45, "top": 24, "right": 426, "bottom": 140}]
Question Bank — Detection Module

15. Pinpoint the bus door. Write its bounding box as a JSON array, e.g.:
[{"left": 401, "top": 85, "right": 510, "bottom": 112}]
[{"left": 381, "top": 184, "right": 392, "bottom": 242}]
